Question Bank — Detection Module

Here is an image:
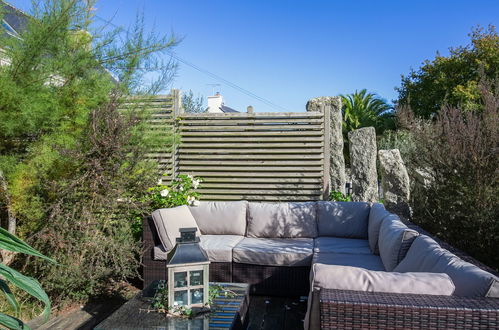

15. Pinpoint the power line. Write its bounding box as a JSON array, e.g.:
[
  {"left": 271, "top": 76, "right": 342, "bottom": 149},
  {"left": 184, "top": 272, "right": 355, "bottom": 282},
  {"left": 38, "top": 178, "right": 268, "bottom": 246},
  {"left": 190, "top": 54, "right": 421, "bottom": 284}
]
[{"left": 94, "top": 15, "right": 289, "bottom": 112}]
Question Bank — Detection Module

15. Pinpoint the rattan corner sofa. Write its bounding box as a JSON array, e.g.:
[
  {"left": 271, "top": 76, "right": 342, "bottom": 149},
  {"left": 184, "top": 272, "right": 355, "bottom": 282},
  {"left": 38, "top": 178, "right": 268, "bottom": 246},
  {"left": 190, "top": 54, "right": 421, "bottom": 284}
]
[{"left": 143, "top": 201, "right": 499, "bottom": 329}]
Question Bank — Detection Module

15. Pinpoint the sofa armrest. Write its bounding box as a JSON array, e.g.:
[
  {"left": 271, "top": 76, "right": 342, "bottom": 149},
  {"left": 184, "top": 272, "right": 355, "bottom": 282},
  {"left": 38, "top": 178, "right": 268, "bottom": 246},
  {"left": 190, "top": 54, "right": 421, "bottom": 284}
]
[{"left": 320, "top": 288, "right": 499, "bottom": 329}]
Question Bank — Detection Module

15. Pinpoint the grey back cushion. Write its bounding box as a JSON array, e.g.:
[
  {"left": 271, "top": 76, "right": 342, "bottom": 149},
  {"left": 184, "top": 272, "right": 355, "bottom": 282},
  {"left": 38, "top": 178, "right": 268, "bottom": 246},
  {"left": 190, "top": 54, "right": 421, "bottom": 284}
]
[
  {"left": 305, "top": 263, "right": 455, "bottom": 330},
  {"left": 151, "top": 205, "right": 199, "bottom": 251},
  {"left": 189, "top": 201, "right": 247, "bottom": 236},
  {"left": 378, "top": 217, "right": 419, "bottom": 271},
  {"left": 394, "top": 235, "right": 499, "bottom": 297},
  {"left": 368, "top": 203, "right": 392, "bottom": 254},
  {"left": 247, "top": 202, "right": 317, "bottom": 238},
  {"left": 316, "top": 201, "right": 370, "bottom": 238}
]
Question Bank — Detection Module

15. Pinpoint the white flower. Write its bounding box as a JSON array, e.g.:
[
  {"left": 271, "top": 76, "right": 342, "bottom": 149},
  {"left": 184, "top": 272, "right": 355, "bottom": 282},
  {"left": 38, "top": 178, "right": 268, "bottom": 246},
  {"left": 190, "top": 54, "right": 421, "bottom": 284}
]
[
  {"left": 187, "top": 196, "right": 196, "bottom": 205},
  {"left": 160, "top": 189, "right": 169, "bottom": 197},
  {"left": 192, "top": 200, "right": 200, "bottom": 206},
  {"left": 157, "top": 178, "right": 163, "bottom": 185},
  {"left": 187, "top": 174, "right": 194, "bottom": 180},
  {"left": 192, "top": 179, "right": 200, "bottom": 189}
]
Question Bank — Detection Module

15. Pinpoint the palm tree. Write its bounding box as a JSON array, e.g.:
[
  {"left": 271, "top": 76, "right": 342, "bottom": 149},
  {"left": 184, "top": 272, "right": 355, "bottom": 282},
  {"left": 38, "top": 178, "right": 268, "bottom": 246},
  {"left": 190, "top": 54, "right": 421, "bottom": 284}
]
[{"left": 340, "top": 89, "right": 395, "bottom": 135}]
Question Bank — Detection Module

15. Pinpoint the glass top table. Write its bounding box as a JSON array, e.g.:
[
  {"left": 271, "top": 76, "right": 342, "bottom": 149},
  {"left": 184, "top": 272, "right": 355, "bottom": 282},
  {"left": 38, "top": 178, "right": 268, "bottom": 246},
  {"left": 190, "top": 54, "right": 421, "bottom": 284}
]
[{"left": 95, "top": 281, "right": 250, "bottom": 330}]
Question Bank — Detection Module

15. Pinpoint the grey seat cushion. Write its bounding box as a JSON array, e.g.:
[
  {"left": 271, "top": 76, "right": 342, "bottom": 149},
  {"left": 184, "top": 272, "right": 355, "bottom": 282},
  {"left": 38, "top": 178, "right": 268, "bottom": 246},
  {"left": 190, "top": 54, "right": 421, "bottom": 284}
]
[
  {"left": 368, "top": 203, "right": 393, "bottom": 254},
  {"left": 154, "top": 235, "right": 244, "bottom": 263},
  {"left": 247, "top": 202, "right": 317, "bottom": 238},
  {"left": 313, "top": 252, "right": 385, "bottom": 271},
  {"left": 233, "top": 237, "right": 314, "bottom": 266},
  {"left": 199, "top": 235, "right": 244, "bottom": 262},
  {"left": 378, "top": 217, "right": 419, "bottom": 271},
  {"left": 312, "top": 264, "right": 455, "bottom": 295},
  {"left": 313, "top": 237, "right": 371, "bottom": 255},
  {"left": 189, "top": 201, "right": 247, "bottom": 236},
  {"left": 152, "top": 206, "right": 200, "bottom": 252},
  {"left": 316, "top": 201, "right": 370, "bottom": 238},
  {"left": 394, "top": 235, "right": 499, "bottom": 297}
]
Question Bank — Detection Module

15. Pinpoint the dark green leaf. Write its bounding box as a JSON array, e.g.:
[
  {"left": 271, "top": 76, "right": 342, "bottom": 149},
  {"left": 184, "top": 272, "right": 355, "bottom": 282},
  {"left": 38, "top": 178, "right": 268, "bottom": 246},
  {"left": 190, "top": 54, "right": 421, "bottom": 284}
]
[
  {"left": 0, "top": 264, "right": 51, "bottom": 320},
  {"left": 0, "top": 279, "right": 19, "bottom": 315},
  {"left": 0, "top": 312, "right": 29, "bottom": 330},
  {"left": 0, "top": 227, "right": 55, "bottom": 263}
]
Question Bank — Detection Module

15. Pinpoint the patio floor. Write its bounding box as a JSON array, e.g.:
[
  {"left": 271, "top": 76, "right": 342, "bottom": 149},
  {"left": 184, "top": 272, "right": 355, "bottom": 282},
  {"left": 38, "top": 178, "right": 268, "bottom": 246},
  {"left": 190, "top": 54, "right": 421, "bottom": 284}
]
[
  {"left": 28, "top": 294, "right": 308, "bottom": 330},
  {"left": 247, "top": 295, "right": 307, "bottom": 330}
]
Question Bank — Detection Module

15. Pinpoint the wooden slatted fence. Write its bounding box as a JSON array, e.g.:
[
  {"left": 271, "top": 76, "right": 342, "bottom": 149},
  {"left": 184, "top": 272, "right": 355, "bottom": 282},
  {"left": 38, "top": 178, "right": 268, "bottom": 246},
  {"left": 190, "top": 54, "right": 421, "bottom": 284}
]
[
  {"left": 131, "top": 90, "right": 332, "bottom": 201},
  {"left": 177, "top": 109, "right": 331, "bottom": 201},
  {"left": 118, "top": 92, "right": 179, "bottom": 183}
]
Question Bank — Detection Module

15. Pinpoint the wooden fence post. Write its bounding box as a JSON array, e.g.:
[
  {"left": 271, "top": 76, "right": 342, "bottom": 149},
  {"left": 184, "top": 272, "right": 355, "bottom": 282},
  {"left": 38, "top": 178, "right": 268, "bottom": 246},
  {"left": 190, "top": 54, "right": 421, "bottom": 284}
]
[
  {"left": 322, "top": 103, "right": 331, "bottom": 200},
  {"left": 171, "top": 89, "right": 182, "bottom": 182}
]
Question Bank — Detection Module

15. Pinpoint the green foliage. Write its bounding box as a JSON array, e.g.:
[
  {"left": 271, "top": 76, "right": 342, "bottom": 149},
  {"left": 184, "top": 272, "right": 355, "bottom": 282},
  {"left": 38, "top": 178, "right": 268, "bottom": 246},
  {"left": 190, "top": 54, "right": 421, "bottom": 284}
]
[
  {"left": 0, "top": 227, "right": 53, "bottom": 329},
  {"left": 150, "top": 281, "right": 235, "bottom": 318},
  {"left": 132, "top": 175, "right": 202, "bottom": 239},
  {"left": 406, "top": 81, "right": 498, "bottom": 270},
  {"left": 147, "top": 174, "right": 202, "bottom": 210},
  {"left": 397, "top": 25, "right": 499, "bottom": 118},
  {"left": 182, "top": 90, "right": 205, "bottom": 113},
  {"left": 0, "top": 0, "right": 178, "bottom": 307},
  {"left": 340, "top": 89, "right": 395, "bottom": 136},
  {"left": 329, "top": 191, "right": 351, "bottom": 202},
  {"left": 377, "top": 128, "right": 418, "bottom": 167}
]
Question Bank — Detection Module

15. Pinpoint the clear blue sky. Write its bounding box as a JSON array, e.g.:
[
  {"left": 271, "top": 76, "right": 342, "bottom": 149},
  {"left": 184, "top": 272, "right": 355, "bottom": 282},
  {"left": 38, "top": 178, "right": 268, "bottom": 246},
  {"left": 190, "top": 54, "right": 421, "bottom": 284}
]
[{"left": 7, "top": 0, "right": 499, "bottom": 112}]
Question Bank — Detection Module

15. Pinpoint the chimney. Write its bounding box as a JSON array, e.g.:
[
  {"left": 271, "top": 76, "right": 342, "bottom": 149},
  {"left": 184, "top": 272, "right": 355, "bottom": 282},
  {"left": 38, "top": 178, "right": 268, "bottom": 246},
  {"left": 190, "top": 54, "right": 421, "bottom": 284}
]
[
  {"left": 207, "top": 92, "right": 224, "bottom": 113},
  {"left": 247, "top": 106, "right": 254, "bottom": 114}
]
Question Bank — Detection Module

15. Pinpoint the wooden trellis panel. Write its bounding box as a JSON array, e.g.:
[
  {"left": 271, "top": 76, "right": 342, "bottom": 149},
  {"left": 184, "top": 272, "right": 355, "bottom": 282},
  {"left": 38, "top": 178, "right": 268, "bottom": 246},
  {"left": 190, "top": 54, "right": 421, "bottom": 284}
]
[
  {"left": 126, "top": 90, "right": 332, "bottom": 201},
  {"left": 176, "top": 110, "right": 330, "bottom": 201},
  {"left": 119, "top": 92, "right": 178, "bottom": 183}
]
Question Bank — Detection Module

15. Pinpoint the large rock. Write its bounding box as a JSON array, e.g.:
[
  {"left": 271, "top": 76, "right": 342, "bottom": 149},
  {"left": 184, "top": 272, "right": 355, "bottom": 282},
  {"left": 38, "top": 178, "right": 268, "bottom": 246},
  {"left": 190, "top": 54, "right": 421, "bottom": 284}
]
[
  {"left": 378, "top": 149, "right": 411, "bottom": 219},
  {"left": 306, "top": 97, "right": 346, "bottom": 195},
  {"left": 348, "top": 127, "right": 378, "bottom": 202}
]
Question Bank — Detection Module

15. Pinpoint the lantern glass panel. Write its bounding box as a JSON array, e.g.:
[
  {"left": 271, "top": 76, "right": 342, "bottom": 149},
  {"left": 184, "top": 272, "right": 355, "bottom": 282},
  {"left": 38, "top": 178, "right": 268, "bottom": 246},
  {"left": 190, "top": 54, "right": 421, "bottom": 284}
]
[
  {"left": 190, "top": 270, "right": 203, "bottom": 286},
  {"left": 173, "top": 271, "right": 187, "bottom": 288},
  {"left": 191, "top": 289, "right": 203, "bottom": 305},
  {"left": 174, "top": 290, "right": 188, "bottom": 306}
]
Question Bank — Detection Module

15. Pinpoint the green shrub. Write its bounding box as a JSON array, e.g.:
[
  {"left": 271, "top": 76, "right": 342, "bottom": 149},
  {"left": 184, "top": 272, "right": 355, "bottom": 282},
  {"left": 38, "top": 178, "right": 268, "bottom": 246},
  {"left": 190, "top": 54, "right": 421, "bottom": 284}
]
[
  {"left": 377, "top": 129, "right": 418, "bottom": 168},
  {"left": 131, "top": 174, "right": 202, "bottom": 239},
  {"left": 406, "top": 81, "right": 498, "bottom": 271},
  {"left": 329, "top": 191, "right": 352, "bottom": 202},
  {"left": 0, "top": 0, "right": 178, "bottom": 307}
]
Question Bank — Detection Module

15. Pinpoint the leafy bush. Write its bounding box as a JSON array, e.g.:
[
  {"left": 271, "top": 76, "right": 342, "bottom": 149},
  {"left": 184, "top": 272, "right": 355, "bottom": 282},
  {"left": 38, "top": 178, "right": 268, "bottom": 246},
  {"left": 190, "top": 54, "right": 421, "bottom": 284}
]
[
  {"left": 329, "top": 190, "right": 352, "bottom": 202},
  {"left": 405, "top": 81, "right": 498, "bottom": 270},
  {"left": 148, "top": 175, "right": 202, "bottom": 209},
  {"left": 131, "top": 174, "right": 202, "bottom": 239},
  {"left": 0, "top": 0, "right": 178, "bottom": 307},
  {"left": 377, "top": 129, "right": 418, "bottom": 168}
]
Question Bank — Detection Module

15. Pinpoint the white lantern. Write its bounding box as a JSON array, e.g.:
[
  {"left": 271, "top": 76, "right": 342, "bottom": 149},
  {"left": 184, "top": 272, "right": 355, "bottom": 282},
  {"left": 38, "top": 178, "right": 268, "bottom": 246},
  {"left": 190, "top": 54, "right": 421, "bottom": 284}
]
[{"left": 167, "top": 228, "right": 210, "bottom": 310}]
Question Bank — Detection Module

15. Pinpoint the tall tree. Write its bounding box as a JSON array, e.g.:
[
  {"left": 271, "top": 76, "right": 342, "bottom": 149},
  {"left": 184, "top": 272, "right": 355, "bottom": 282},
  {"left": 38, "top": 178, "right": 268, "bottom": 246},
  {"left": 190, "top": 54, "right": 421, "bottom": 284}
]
[
  {"left": 340, "top": 89, "right": 395, "bottom": 135},
  {"left": 182, "top": 89, "right": 205, "bottom": 113},
  {"left": 0, "top": 0, "right": 178, "bottom": 306},
  {"left": 397, "top": 25, "right": 499, "bottom": 118}
]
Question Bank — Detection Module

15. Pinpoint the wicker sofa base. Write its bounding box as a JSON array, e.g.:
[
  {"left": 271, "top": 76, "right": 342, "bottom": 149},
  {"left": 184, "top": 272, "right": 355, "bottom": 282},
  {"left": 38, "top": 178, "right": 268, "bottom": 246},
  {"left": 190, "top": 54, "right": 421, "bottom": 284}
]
[
  {"left": 143, "top": 257, "right": 310, "bottom": 297},
  {"left": 320, "top": 289, "right": 499, "bottom": 329},
  {"left": 143, "top": 216, "right": 310, "bottom": 296}
]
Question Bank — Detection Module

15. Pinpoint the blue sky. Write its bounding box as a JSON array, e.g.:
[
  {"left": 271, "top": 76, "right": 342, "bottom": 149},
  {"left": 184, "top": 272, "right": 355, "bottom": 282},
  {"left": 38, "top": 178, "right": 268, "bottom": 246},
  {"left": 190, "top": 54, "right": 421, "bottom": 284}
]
[{"left": 7, "top": 0, "right": 499, "bottom": 112}]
